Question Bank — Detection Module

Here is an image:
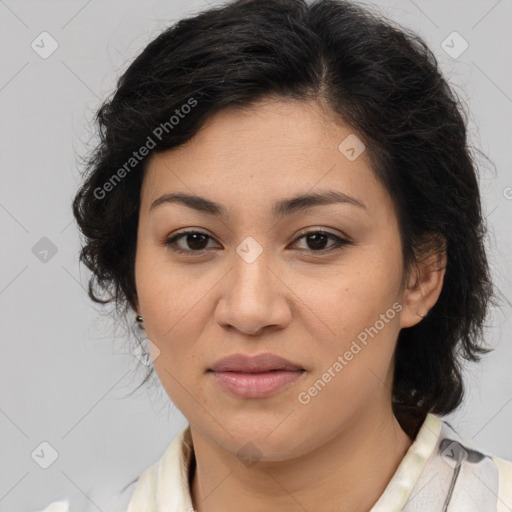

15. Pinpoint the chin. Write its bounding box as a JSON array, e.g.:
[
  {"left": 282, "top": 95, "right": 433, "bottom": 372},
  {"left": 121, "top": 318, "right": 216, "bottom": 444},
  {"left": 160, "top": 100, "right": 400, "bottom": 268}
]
[{"left": 208, "top": 419, "right": 313, "bottom": 464}]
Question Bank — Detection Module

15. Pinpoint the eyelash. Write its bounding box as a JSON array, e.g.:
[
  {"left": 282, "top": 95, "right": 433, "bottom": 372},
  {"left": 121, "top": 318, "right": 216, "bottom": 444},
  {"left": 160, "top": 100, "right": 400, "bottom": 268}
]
[{"left": 164, "top": 229, "right": 351, "bottom": 256}]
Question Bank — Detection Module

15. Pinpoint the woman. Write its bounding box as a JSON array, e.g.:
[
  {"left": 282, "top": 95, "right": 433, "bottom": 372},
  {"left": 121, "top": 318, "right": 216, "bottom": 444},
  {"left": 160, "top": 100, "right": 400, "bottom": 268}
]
[{"left": 38, "top": 0, "right": 512, "bottom": 510}]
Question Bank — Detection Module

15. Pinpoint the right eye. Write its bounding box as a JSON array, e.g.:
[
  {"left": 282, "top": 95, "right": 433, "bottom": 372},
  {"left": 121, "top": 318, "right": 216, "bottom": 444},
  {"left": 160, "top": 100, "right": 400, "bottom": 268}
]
[{"left": 164, "top": 230, "right": 219, "bottom": 255}]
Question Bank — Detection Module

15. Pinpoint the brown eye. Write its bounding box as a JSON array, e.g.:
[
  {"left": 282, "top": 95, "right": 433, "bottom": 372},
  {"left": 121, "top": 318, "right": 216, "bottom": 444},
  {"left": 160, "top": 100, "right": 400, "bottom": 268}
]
[
  {"left": 293, "top": 231, "right": 350, "bottom": 253},
  {"left": 165, "top": 231, "right": 217, "bottom": 254},
  {"left": 164, "top": 229, "right": 350, "bottom": 256},
  {"left": 182, "top": 233, "right": 209, "bottom": 250},
  {"left": 305, "top": 233, "right": 329, "bottom": 250}
]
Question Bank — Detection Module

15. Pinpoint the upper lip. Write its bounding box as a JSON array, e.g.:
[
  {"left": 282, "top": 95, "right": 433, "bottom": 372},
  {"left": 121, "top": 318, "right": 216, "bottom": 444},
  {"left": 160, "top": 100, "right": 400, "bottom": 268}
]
[{"left": 209, "top": 353, "right": 304, "bottom": 373}]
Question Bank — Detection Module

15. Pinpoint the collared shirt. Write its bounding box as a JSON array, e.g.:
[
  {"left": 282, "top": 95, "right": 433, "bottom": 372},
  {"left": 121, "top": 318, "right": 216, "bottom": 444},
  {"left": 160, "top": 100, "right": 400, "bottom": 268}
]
[{"left": 36, "top": 412, "right": 512, "bottom": 512}]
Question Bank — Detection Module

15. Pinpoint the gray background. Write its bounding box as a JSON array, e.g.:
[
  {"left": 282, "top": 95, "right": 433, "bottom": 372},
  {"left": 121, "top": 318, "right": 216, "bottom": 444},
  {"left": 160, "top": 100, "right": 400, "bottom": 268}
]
[{"left": 1, "top": 1, "right": 511, "bottom": 511}]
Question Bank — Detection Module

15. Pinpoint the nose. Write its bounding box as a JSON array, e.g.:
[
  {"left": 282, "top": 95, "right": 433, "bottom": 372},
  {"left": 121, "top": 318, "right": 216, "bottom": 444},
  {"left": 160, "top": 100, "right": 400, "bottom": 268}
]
[{"left": 215, "top": 251, "right": 291, "bottom": 336}]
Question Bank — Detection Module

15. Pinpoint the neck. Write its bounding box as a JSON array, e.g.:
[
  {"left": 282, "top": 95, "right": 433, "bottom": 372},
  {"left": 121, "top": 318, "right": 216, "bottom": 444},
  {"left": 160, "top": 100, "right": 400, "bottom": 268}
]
[{"left": 189, "top": 405, "right": 413, "bottom": 512}]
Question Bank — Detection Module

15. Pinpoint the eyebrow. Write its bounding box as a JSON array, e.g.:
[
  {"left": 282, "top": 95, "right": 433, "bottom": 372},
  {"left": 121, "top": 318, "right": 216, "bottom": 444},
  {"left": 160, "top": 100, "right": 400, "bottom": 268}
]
[{"left": 149, "top": 190, "right": 368, "bottom": 217}]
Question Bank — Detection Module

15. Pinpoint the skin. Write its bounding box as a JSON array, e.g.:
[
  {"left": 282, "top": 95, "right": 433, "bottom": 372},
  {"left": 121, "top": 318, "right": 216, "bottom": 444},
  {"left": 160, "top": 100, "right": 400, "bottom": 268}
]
[{"left": 134, "top": 97, "right": 446, "bottom": 512}]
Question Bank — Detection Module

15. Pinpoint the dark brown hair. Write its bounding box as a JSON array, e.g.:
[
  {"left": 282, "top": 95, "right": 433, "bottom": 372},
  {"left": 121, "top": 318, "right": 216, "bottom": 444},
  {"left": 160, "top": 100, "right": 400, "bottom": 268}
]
[{"left": 72, "top": 0, "right": 497, "bottom": 438}]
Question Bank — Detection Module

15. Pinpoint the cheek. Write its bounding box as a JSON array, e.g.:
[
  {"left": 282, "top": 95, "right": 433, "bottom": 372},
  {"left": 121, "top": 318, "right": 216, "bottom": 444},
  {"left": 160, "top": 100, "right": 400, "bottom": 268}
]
[
  {"left": 135, "top": 240, "right": 200, "bottom": 319},
  {"left": 134, "top": 245, "right": 197, "bottom": 360},
  {"left": 297, "top": 252, "right": 401, "bottom": 336},
  {"left": 295, "top": 279, "right": 401, "bottom": 425},
  {"left": 292, "top": 254, "right": 402, "bottom": 392}
]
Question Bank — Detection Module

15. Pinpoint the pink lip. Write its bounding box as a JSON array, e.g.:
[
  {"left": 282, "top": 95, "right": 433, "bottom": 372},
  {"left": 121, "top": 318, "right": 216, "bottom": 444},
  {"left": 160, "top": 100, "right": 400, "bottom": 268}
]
[
  {"left": 208, "top": 353, "right": 305, "bottom": 398},
  {"left": 209, "top": 353, "right": 303, "bottom": 373},
  {"left": 211, "top": 370, "right": 305, "bottom": 398}
]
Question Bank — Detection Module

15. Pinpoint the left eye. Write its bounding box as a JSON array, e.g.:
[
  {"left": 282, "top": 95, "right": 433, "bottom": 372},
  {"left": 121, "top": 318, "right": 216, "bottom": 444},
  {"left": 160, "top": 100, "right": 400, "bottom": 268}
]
[
  {"left": 294, "top": 231, "right": 349, "bottom": 252},
  {"left": 164, "top": 230, "right": 350, "bottom": 255}
]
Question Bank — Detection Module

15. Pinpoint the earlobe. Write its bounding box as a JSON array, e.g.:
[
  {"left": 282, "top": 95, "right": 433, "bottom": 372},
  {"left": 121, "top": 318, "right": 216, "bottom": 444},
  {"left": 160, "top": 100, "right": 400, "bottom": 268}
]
[{"left": 399, "top": 241, "right": 447, "bottom": 329}]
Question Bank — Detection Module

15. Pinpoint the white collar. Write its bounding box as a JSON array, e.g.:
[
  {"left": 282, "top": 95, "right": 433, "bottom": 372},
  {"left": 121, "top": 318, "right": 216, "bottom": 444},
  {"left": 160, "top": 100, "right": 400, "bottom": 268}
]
[{"left": 126, "top": 412, "right": 507, "bottom": 511}]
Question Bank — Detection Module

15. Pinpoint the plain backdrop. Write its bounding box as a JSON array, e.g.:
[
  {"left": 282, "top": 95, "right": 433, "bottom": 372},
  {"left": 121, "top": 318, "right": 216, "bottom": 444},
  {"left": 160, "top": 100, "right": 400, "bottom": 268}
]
[{"left": 1, "top": 1, "right": 511, "bottom": 511}]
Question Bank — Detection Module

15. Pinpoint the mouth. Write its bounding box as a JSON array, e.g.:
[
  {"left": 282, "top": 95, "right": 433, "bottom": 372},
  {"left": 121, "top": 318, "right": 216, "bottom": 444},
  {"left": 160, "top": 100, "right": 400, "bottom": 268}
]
[
  {"left": 208, "top": 353, "right": 305, "bottom": 398},
  {"left": 209, "top": 369, "right": 305, "bottom": 399},
  {"left": 209, "top": 352, "right": 304, "bottom": 373}
]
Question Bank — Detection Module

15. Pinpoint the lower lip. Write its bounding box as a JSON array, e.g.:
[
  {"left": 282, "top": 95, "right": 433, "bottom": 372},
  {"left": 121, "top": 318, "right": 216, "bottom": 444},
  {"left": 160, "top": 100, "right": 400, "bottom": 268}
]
[{"left": 210, "top": 370, "right": 305, "bottom": 398}]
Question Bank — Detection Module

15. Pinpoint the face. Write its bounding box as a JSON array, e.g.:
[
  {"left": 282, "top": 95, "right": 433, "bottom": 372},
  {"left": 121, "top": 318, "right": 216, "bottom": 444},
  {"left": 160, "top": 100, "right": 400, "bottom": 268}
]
[{"left": 134, "top": 98, "right": 417, "bottom": 461}]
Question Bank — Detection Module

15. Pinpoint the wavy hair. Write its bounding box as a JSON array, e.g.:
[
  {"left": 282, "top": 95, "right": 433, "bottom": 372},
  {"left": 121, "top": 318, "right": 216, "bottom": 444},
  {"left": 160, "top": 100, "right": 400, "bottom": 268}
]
[{"left": 72, "top": 0, "right": 497, "bottom": 438}]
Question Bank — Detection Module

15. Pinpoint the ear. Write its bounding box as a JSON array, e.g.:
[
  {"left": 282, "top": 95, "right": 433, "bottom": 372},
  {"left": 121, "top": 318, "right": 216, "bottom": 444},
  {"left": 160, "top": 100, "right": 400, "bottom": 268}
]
[{"left": 399, "top": 233, "right": 447, "bottom": 329}]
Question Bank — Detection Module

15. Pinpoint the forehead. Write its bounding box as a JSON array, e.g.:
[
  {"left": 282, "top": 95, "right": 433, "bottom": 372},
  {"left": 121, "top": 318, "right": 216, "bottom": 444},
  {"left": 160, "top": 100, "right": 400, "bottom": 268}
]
[{"left": 141, "top": 99, "right": 390, "bottom": 219}]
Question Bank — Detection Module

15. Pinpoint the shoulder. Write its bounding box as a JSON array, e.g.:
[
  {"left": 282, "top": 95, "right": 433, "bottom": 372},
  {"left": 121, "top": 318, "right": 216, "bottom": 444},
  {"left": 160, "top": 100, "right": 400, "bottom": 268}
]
[
  {"left": 435, "top": 415, "right": 512, "bottom": 508},
  {"left": 491, "top": 454, "right": 512, "bottom": 511},
  {"left": 33, "top": 477, "right": 137, "bottom": 512},
  {"left": 33, "top": 428, "right": 189, "bottom": 512},
  {"left": 34, "top": 502, "right": 70, "bottom": 512},
  {"left": 492, "top": 453, "right": 512, "bottom": 477}
]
